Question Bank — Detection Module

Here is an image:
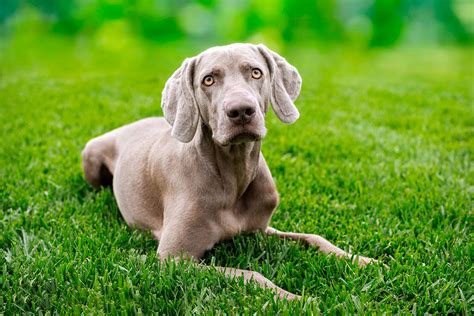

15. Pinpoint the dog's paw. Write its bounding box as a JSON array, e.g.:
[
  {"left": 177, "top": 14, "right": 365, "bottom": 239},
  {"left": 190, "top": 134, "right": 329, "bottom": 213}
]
[
  {"left": 355, "top": 255, "right": 377, "bottom": 267},
  {"left": 277, "top": 291, "right": 301, "bottom": 301},
  {"left": 355, "top": 256, "right": 388, "bottom": 268}
]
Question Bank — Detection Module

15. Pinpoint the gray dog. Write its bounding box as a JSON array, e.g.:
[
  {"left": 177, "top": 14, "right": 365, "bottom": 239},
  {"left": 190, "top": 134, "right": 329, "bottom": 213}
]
[{"left": 82, "top": 43, "right": 378, "bottom": 300}]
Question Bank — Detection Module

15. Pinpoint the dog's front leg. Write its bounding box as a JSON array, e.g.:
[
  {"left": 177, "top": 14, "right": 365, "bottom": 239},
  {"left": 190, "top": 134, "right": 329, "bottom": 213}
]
[
  {"left": 265, "top": 227, "right": 379, "bottom": 267},
  {"left": 157, "top": 214, "right": 218, "bottom": 259},
  {"left": 156, "top": 216, "right": 300, "bottom": 300},
  {"left": 212, "top": 266, "right": 300, "bottom": 300}
]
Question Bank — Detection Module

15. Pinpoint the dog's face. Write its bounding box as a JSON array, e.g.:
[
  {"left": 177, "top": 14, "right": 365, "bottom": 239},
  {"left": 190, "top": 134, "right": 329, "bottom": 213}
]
[
  {"left": 161, "top": 43, "right": 302, "bottom": 145},
  {"left": 193, "top": 45, "right": 269, "bottom": 146}
]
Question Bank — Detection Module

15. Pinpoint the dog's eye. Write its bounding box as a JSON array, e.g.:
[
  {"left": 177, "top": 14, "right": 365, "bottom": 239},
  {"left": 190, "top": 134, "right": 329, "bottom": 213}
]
[
  {"left": 251, "top": 68, "right": 262, "bottom": 79},
  {"left": 203, "top": 75, "right": 214, "bottom": 86}
]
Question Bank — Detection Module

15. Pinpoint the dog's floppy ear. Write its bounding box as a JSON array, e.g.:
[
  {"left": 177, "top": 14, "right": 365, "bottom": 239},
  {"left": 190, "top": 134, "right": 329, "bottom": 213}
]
[
  {"left": 257, "top": 44, "right": 301, "bottom": 124},
  {"left": 161, "top": 58, "right": 199, "bottom": 143}
]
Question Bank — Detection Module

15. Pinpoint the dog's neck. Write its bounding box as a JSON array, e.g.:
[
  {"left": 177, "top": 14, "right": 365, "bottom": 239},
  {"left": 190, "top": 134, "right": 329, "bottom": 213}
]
[{"left": 193, "top": 123, "right": 261, "bottom": 200}]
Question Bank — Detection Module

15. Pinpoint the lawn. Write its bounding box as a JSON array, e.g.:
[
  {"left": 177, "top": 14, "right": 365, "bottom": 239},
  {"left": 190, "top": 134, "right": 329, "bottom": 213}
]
[{"left": 1, "top": 35, "right": 472, "bottom": 314}]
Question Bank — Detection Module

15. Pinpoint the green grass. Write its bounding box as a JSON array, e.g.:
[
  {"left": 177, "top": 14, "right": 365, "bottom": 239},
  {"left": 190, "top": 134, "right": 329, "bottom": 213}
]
[{"left": 1, "top": 35, "right": 473, "bottom": 314}]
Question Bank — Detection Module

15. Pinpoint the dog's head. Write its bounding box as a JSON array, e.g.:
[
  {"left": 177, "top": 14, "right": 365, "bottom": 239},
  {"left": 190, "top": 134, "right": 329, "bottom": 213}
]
[{"left": 161, "top": 43, "right": 302, "bottom": 146}]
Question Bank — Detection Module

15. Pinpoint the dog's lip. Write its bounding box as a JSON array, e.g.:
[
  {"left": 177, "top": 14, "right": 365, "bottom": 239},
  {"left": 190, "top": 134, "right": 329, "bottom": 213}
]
[
  {"left": 229, "top": 132, "right": 261, "bottom": 143},
  {"left": 218, "top": 131, "right": 262, "bottom": 146}
]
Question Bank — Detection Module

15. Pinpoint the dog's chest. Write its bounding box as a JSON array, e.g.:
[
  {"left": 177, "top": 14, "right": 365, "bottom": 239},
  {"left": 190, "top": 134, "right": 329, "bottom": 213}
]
[
  {"left": 214, "top": 201, "right": 273, "bottom": 241},
  {"left": 216, "top": 209, "right": 245, "bottom": 240}
]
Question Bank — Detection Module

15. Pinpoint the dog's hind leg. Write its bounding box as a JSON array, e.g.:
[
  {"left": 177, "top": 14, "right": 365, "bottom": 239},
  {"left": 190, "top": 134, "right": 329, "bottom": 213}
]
[{"left": 82, "top": 133, "right": 117, "bottom": 189}]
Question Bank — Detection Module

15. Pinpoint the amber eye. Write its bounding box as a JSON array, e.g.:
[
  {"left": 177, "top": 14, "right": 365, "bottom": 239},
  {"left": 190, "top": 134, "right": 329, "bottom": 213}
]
[
  {"left": 251, "top": 68, "right": 262, "bottom": 79},
  {"left": 203, "top": 75, "right": 214, "bottom": 86}
]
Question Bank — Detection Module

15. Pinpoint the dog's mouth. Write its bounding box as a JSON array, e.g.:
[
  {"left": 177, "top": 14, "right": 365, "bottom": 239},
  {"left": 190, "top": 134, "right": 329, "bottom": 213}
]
[
  {"left": 216, "top": 131, "right": 262, "bottom": 146},
  {"left": 228, "top": 132, "right": 261, "bottom": 144}
]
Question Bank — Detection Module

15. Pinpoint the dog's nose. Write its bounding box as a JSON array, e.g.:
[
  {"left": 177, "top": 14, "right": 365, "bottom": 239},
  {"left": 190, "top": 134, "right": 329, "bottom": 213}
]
[{"left": 226, "top": 105, "right": 256, "bottom": 124}]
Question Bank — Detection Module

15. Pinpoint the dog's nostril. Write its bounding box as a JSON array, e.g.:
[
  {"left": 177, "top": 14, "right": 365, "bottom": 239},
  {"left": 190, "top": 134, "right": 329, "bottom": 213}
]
[
  {"left": 244, "top": 108, "right": 255, "bottom": 116},
  {"left": 228, "top": 110, "right": 240, "bottom": 118},
  {"left": 226, "top": 105, "right": 256, "bottom": 122}
]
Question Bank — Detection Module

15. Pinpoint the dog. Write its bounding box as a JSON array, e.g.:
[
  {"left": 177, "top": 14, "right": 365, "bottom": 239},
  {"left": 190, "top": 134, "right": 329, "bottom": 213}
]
[{"left": 82, "top": 43, "right": 378, "bottom": 300}]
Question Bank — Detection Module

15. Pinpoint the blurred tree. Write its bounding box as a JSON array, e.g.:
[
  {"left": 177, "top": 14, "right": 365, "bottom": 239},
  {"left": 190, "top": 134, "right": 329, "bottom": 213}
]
[
  {"left": 434, "top": 0, "right": 472, "bottom": 43},
  {"left": 128, "top": 0, "right": 184, "bottom": 41},
  {"left": 283, "top": 0, "right": 344, "bottom": 43},
  {"left": 245, "top": 0, "right": 284, "bottom": 43},
  {"left": 369, "top": 0, "right": 404, "bottom": 46},
  {"left": 0, "top": 0, "right": 471, "bottom": 47},
  {"left": 0, "top": 0, "right": 20, "bottom": 23},
  {"left": 214, "top": 0, "right": 249, "bottom": 42},
  {"left": 27, "top": 0, "right": 81, "bottom": 33}
]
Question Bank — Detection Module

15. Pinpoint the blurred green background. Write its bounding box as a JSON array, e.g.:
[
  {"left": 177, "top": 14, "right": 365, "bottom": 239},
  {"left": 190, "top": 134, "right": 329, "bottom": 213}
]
[{"left": 1, "top": 0, "right": 473, "bottom": 49}]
